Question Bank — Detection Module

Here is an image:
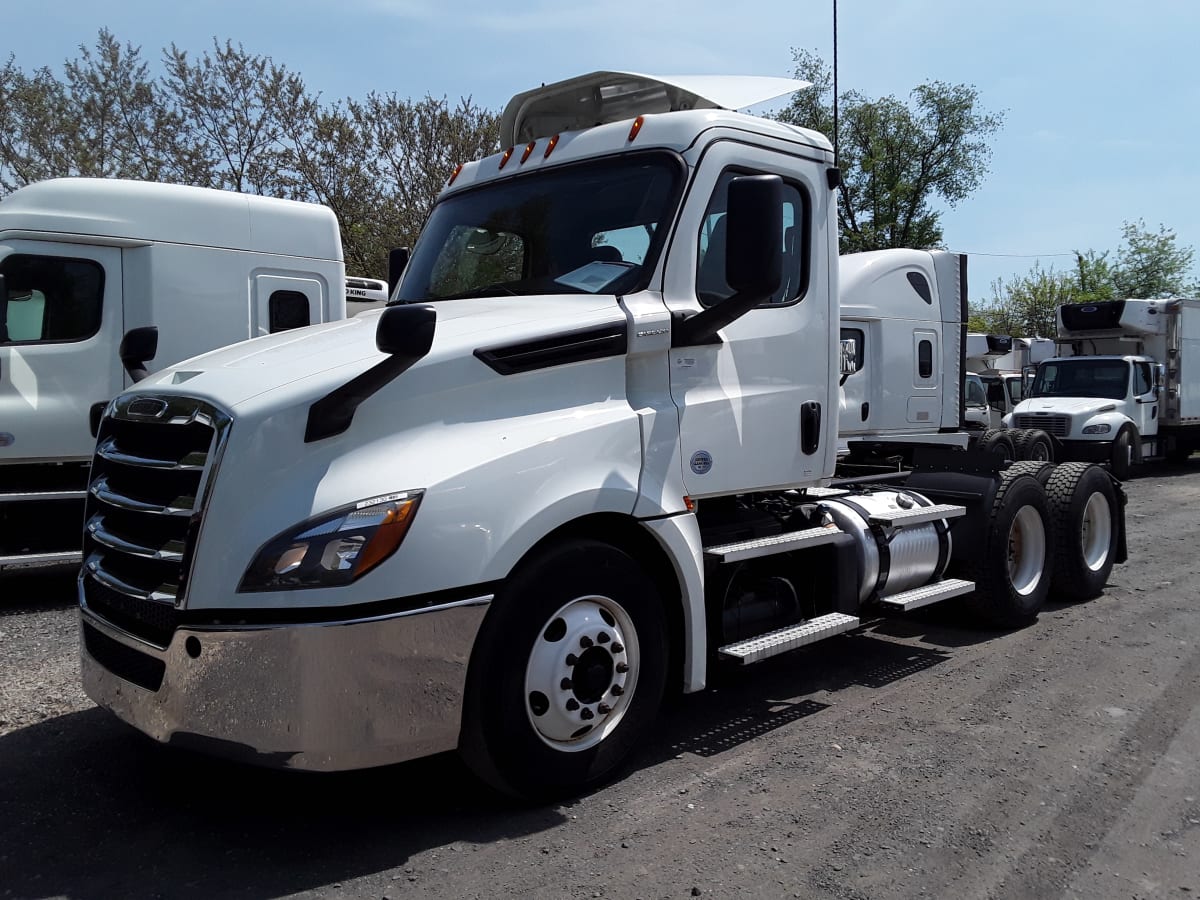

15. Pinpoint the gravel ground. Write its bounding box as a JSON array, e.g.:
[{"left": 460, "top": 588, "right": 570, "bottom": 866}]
[{"left": 1, "top": 465, "right": 1198, "bottom": 899}]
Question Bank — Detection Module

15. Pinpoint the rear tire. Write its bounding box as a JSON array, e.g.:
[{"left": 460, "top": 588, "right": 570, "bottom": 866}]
[
  {"left": 963, "top": 473, "right": 1052, "bottom": 628},
  {"left": 980, "top": 429, "right": 1016, "bottom": 463},
  {"left": 1003, "top": 460, "right": 1055, "bottom": 485},
  {"left": 459, "top": 539, "right": 668, "bottom": 801},
  {"left": 1045, "top": 462, "right": 1119, "bottom": 602},
  {"left": 1013, "top": 428, "right": 1054, "bottom": 462}
]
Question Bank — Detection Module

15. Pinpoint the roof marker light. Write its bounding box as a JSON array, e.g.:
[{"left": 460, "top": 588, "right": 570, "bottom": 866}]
[
  {"left": 520, "top": 141, "right": 537, "bottom": 164},
  {"left": 544, "top": 134, "right": 560, "bottom": 158},
  {"left": 499, "top": 146, "right": 514, "bottom": 169},
  {"left": 628, "top": 115, "right": 645, "bottom": 142},
  {"left": 447, "top": 163, "right": 464, "bottom": 186}
]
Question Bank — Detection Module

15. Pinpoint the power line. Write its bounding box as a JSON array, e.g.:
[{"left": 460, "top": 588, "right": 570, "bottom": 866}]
[{"left": 947, "top": 249, "right": 1077, "bottom": 258}]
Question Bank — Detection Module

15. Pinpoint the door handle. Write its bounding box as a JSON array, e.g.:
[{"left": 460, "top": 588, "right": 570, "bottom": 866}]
[{"left": 801, "top": 401, "right": 822, "bottom": 455}]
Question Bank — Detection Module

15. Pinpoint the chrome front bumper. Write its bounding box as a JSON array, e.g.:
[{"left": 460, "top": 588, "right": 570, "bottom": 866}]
[{"left": 79, "top": 595, "right": 490, "bottom": 771}]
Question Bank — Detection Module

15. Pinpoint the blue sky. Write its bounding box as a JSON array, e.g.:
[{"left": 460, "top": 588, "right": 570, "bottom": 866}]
[{"left": 7, "top": 0, "right": 1200, "bottom": 301}]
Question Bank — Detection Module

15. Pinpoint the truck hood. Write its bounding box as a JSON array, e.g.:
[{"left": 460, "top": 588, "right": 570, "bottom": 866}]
[
  {"left": 1013, "top": 397, "right": 1120, "bottom": 417},
  {"left": 134, "top": 294, "right": 626, "bottom": 409}
]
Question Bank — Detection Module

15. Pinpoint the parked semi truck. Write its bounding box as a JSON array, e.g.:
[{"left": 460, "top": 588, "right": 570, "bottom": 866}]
[
  {"left": 1006, "top": 298, "right": 1200, "bottom": 478},
  {"left": 0, "top": 178, "right": 355, "bottom": 572},
  {"left": 77, "top": 72, "right": 1127, "bottom": 800}
]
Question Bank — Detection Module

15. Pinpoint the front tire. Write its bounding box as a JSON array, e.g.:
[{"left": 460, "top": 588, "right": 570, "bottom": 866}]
[
  {"left": 1110, "top": 428, "right": 1134, "bottom": 480},
  {"left": 1045, "top": 462, "right": 1119, "bottom": 602},
  {"left": 459, "top": 539, "right": 668, "bottom": 801},
  {"left": 963, "top": 473, "right": 1052, "bottom": 628}
]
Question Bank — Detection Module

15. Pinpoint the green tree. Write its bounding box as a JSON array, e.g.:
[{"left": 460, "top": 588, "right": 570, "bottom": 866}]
[
  {"left": 777, "top": 49, "right": 1004, "bottom": 253},
  {"left": 1111, "top": 220, "right": 1197, "bottom": 298}
]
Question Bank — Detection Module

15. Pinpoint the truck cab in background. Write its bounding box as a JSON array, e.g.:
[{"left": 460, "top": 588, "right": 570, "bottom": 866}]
[
  {"left": 0, "top": 178, "right": 348, "bottom": 572},
  {"left": 1007, "top": 299, "right": 1200, "bottom": 478}
]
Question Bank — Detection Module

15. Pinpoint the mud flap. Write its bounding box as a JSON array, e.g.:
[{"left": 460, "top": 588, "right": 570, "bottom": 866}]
[{"left": 1111, "top": 473, "right": 1129, "bottom": 564}]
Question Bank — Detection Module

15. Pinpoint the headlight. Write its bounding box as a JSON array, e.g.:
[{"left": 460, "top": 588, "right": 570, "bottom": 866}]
[
  {"left": 1082, "top": 423, "right": 1112, "bottom": 435},
  {"left": 239, "top": 491, "right": 423, "bottom": 591}
]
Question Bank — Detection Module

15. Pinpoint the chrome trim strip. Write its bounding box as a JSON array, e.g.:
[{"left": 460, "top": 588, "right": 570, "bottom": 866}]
[
  {"left": 89, "top": 475, "right": 194, "bottom": 517},
  {"left": 186, "top": 594, "right": 495, "bottom": 633},
  {"left": 86, "top": 515, "right": 185, "bottom": 563},
  {"left": 0, "top": 490, "right": 88, "bottom": 503},
  {"left": 0, "top": 550, "right": 82, "bottom": 569},
  {"left": 84, "top": 555, "right": 178, "bottom": 604},
  {"left": 96, "top": 437, "right": 206, "bottom": 471}
]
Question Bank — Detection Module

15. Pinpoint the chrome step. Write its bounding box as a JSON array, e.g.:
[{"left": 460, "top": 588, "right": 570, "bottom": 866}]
[
  {"left": 868, "top": 503, "right": 966, "bottom": 528},
  {"left": 718, "top": 612, "right": 860, "bottom": 664},
  {"left": 0, "top": 550, "right": 83, "bottom": 571},
  {"left": 877, "top": 578, "right": 975, "bottom": 611},
  {"left": 704, "top": 526, "right": 844, "bottom": 563},
  {"left": 799, "top": 486, "right": 850, "bottom": 499}
]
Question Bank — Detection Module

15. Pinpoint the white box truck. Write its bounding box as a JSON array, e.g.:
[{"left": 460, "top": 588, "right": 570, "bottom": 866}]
[
  {"left": 0, "top": 178, "right": 348, "bottom": 572},
  {"left": 1006, "top": 299, "right": 1200, "bottom": 477},
  {"left": 77, "top": 73, "right": 1127, "bottom": 800}
]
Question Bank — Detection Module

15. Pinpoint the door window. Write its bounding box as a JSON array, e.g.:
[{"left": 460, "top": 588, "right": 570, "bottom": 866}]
[
  {"left": 696, "top": 170, "right": 809, "bottom": 308},
  {"left": 1, "top": 254, "right": 104, "bottom": 343},
  {"left": 1133, "top": 361, "right": 1152, "bottom": 395}
]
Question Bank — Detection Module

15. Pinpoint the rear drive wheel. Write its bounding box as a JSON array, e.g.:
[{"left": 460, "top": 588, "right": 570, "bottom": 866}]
[
  {"left": 1003, "top": 460, "right": 1055, "bottom": 485},
  {"left": 459, "top": 539, "right": 668, "bottom": 801},
  {"left": 1045, "top": 462, "right": 1119, "bottom": 601},
  {"left": 963, "top": 473, "right": 1052, "bottom": 628},
  {"left": 980, "top": 429, "right": 1016, "bottom": 463},
  {"left": 1013, "top": 428, "right": 1054, "bottom": 462}
]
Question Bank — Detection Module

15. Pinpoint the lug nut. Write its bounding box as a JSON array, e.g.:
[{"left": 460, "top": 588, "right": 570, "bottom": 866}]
[
  {"left": 560, "top": 678, "right": 573, "bottom": 690},
  {"left": 580, "top": 635, "right": 593, "bottom": 649},
  {"left": 611, "top": 684, "right": 624, "bottom": 696},
  {"left": 597, "top": 703, "right": 611, "bottom": 714},
  {"left": 580, "top": 707, "right": 595, "bottom": 721},
  {"left": 566, "top": 653, "right": 578, "bottom": 666},
  {"left": 611, "top": 642, "right": 624, "bottom": 654},
  {"left": 597, "top": 632, "right": 610, "bottom": 644},
  {"left": 616, "top": 662, "right": 629, "bottom": 674},
  {"left": 566, "top": 698, "right": 580, "bottom": 711}
]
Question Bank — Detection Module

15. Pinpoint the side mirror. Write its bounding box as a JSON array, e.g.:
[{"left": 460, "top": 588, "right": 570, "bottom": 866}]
[
  {"left": 672, "top": 174, "right": 783, "bottom": 347},
  {"left": 376, "top": 303, "right": 436, "bottom": 358},
  {"left": 305, "top": 304, "right": 437, "bottom": 442},
  {"left": 387, "top": 247, "right": 410, "bottom": 299},
  {"left": 839, "top": 338, "right": 857, "bottom": 376},
  {"left": 119, "top": 326, "right": 159, "bottom": 383}
]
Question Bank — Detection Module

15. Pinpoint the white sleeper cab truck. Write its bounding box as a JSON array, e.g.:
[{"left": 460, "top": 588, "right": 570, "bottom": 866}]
[
  {"left": 0, "top": 178, "right": 347, "bottom": 572},
  {"left": 78, "top": 73, "right": 1128, "bottom": 800},
  {"left": 967, "top": 334, "right": 1054, "bottom": 434},
  {"left": 1007, "top": 298, "right": 1200, "bottom": 478}
]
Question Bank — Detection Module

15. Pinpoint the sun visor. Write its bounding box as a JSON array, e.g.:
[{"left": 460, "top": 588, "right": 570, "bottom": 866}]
[{"left": 500, "top": 72, "right": 811, "bottom": 146}]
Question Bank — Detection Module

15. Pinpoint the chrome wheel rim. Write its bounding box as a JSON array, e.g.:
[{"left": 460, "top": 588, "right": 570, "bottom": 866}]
[
  {"left": 1008, "top": 506, "right": 1047, "bottom": 596},
  {"left": 1080, "top": 492, "right": 1112, "bottom": 572},
  {"left": 524, "top": 595, "right": 639, "bottom": 752}
]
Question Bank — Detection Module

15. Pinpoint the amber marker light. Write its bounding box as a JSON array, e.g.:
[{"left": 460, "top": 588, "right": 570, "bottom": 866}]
[
  {"left": 499, "top": 146, "right": 515, "bottom": 169},
  {"left": 543, "top": 134, "right": 560, "bottom": 158},
  {"left": 447, "top": 163, "right": 464, "bottom": 186},
  {"left": 684, "top": 496, "right": 695, "bottom": 512},
  {"left": 628, "top": 115, "right": 645, "bottom": 142},
  {"left": 353, "top": 498, "right": 421, "bottom": 578},
  {"left": 520, "top": 141, "right": 537, "bottom": 164}
]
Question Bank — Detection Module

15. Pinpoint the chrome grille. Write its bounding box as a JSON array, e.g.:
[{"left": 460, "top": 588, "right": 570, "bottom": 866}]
[
  {"left": 1014, "top": 414, "right": 1070, "bottom": 437},
  {"left": 80, "top": 396, "right": 230, "bottom": 648}
]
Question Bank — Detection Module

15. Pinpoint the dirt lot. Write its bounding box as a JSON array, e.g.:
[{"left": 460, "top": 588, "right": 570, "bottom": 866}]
[{"left": 2, "top": 465, "right": 1198, "bottom": 900}]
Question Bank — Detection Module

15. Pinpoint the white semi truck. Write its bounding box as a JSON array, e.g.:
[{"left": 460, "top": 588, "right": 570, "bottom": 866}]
[
  {"left": 1007, "top": 298, "right": 1200, "bottom": 477},
  {"left": 0, "top": 178, "right": 353, "bottom": 572},
  {"left": 77, "top": 72, "right": 1127, "bottom": 800},
  {"left": 966, "top": 334, "right": 1054, "bottom": 430}
]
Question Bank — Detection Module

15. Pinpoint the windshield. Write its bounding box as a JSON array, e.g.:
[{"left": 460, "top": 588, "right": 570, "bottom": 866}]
[
  {"left": 1031, "top": 359, "right": 1130, "bottom": 400},
  {"left": 965, "top": 376, "right": 987, "bottom": 407},
  {"left": 396, "top": 152, "right": 683, "bottom": 303}
]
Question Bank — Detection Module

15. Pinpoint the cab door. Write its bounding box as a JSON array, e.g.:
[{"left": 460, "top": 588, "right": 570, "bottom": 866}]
[
  {"left": 1131, "top": 360, "right": 1158, "bottom": 438},
  {"left": 663, "top": 141, "right": 834, "bottom": 496},
  {"left": 0, "top": 242, "right": 123, "bottom": 463}
]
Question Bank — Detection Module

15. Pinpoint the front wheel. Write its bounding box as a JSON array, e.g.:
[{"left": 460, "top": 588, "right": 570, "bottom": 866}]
[
  {"left": 459, "top": 539, "right": 668, "bottom": 801},
  {"left": 1110, "top": 428, "right": 1134, "bottom": 480}
]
